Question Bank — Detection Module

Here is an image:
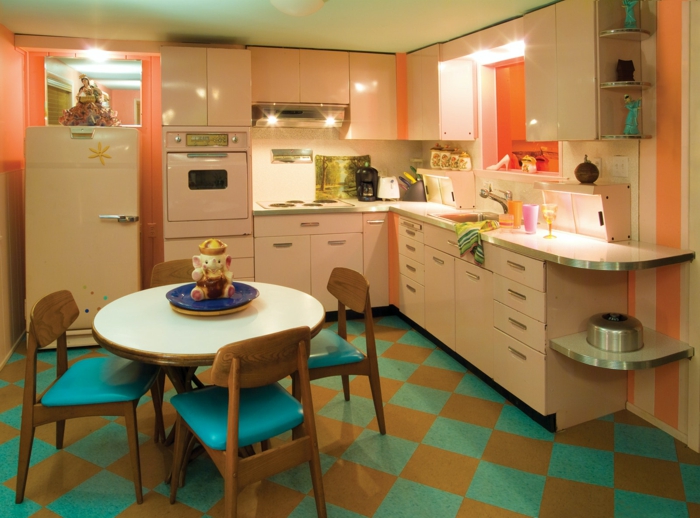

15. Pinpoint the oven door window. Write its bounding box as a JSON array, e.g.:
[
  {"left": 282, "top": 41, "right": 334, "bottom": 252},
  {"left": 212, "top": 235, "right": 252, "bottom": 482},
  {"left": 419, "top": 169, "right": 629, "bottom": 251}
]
[{"left": 188, "top": 170, "right": 228, "bottom": 190}]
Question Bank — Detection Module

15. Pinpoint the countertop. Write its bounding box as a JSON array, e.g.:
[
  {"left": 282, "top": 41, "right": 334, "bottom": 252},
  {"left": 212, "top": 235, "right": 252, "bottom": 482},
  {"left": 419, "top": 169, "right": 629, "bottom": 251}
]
[{"left": 253, "top": 199, "right": 695, "bottom": 271}]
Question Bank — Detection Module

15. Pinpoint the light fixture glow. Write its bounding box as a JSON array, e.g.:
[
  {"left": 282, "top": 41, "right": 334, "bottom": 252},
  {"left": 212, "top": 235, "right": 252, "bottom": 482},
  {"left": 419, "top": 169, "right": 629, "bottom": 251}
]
[
  {"left": 325, "top": 116, "right": 336, "bottom": 126},
  {"left": 467, "top": 40, "right": 525, "bottom": 65},
  {"left": 270, "top": 0, "right": 327, "bottom": 16},
  {"left": 83, "top": 49, "right": 110, "bottom": 62},
  {"left": 267, "top": 115, "right": 278, "bottom": 124}
]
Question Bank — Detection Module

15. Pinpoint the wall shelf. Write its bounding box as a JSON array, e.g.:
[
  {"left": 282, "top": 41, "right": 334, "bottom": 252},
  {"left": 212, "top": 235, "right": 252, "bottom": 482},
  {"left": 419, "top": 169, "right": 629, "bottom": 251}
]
[
  {"left": 601, "top": 134, "right": 652, "bottom": 140},
  {"left": 600, "top": 81, "right": 651, "bottom": 89},
  {"left": 599, "top": 28, "right": 651, "bottom": 40}
]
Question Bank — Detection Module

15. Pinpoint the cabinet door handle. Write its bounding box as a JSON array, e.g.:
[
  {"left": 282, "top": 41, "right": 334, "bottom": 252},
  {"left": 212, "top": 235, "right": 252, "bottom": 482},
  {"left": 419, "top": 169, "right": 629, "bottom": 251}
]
[
  {"left": 300, "top": 222, "right": 320, "bottom": 227},
  {"left": 405, "top": 244, "right": 416, "bottom": 252},
  {"left": 508, "top": 347, "right": 527, "bottom": 361},
  {"left": 507, "top": 289, "right": 527, "bottom": 301},
  {"left": 465, "top": 271, "right": 480, "bottom": 281},
  {"left": 405, "top": 229, "right": 416, "bottom": 236},
  {"left": 406, "top": 284, "right": 416, "bottom": 293},
  {"left": 402, "top": 221, "right": 421, "bottom": 230},
  {"left": 508, "top": 318, "right": 528, "bottom": 331},
  {"left": 406, "top": 264, "right": 417, "bottom": 272},
  {"left": 447, "top": 240, "right": 459, "bottom": 248},
  {"left": 328, "top": 240, "right": 346, "bottom": 246},
  {"left": 507, "top": 260, "right": 526, "bottom": 271},
  {"left": 367, "top": 220, "right": 385, "bottom": 225},
  {"left": 273, "top": 243, "right": 293, "bottom": 248},
  {"left": 433, "top": 257, "right": 445, "bottom": 265}
]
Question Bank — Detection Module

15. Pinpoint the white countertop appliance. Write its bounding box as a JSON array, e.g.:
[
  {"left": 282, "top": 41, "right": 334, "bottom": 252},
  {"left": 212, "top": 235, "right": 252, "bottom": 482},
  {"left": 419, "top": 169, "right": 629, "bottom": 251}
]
[{"left": 377, "top": 176, "right": 400, "bottom": 200}]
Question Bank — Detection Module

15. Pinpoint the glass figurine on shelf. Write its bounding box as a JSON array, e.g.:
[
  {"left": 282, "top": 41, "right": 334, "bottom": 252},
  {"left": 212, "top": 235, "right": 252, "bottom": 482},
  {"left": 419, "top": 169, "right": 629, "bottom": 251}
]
[
  {"left": 623, "top": 0, "right": 639, "bottom": 29},
  {"left": 623, "top": 95, "right": 641, "bottom": 135}
]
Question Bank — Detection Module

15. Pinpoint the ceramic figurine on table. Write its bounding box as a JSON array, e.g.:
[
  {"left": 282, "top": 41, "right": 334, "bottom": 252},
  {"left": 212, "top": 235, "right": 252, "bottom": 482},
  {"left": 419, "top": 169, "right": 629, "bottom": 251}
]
[
  {"left": 191, "top": 238, "right": 235, "bottom": 301},
  {"left": 623, "top": 0, "right": 639, "bottom": 29},
  {"left": 623, "top": 95, "right": 641, "bottom": 135}
]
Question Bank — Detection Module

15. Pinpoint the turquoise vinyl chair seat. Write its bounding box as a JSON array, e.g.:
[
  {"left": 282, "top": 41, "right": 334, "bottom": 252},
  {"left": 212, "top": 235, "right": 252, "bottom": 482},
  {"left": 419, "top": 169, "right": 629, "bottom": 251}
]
[
  {"left": 308, "top": 329, "right": 365, "bottom": 369},
  {"left": 41, "top": 357, "right": 160, "bottom": 407},
  {"left": 170, "top": 383, "right": 303, "bottom": 450}
]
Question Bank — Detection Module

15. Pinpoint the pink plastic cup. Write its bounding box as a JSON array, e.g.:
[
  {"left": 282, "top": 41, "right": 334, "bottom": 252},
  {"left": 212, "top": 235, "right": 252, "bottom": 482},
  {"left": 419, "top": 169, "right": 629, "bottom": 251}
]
[{"left": 522, "top": 204, "right": 539, "bottom": 234}]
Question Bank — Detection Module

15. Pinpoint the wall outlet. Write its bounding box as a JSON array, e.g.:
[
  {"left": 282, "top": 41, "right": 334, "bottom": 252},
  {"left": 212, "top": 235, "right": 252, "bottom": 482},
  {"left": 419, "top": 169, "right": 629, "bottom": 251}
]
[
  {"left": 610, "top": 156, "right": 629, "bottom": 178},
  {"left": 146, "top": 222, "right": 157, "bottom": 238},
  {"left": 589, "top": 157, "right": 602, "bottom": 173}
]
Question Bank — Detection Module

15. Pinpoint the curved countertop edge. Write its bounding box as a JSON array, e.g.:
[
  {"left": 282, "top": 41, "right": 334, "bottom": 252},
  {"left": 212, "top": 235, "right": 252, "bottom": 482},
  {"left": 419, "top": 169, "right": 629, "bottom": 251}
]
[{"left": 253, "top": 201, "right": 696, "bottom": 271}]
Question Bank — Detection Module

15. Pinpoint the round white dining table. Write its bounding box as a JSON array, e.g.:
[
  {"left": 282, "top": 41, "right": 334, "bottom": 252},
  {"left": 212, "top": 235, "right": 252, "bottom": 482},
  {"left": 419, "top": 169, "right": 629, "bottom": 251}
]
[{"left": 92, "top": 282, "right": 326, "bottom": 369}]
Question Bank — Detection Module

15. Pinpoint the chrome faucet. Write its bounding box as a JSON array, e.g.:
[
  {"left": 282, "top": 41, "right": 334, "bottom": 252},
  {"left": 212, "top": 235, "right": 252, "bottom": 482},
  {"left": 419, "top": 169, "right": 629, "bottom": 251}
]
[{"left": 479, "top": 186, "right": 512, "bottom": 213}]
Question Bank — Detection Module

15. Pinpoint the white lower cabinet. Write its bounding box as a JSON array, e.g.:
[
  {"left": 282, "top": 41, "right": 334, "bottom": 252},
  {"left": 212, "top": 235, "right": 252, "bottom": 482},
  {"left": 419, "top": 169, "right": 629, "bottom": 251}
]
[
  {"left": 362, "top": 213, "right": 389, "bottom": 307},
  {"left": 424, "top": 247, "right": 456, "bottom": 349},
  {"left": 397, "top": 217, "right": 425, "bottom": 326},
  {"left": 310, "top": 233, "right": 363, "bottom": 311},
  {"left": 399, "top": 274, "right": 425, "bottom": 327},
  {"left": 493, "top": 329, "right": 546, "bottom": 414},
  {"left": 254, "top": 235, "right": 311, "bottom": 293}
]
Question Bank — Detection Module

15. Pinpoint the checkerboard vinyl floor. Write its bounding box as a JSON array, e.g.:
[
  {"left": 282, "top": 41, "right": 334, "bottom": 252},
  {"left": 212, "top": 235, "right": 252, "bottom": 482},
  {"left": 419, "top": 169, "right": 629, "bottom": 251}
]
[{"left": 1, "top": 315, "right": 700, "bottom": 517}]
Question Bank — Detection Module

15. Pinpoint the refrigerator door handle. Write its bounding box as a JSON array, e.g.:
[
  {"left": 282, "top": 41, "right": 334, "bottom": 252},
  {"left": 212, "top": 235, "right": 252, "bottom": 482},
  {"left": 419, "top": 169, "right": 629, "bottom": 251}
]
[{"left": 99, "top": 215, "right": 140, "bottom": 223}]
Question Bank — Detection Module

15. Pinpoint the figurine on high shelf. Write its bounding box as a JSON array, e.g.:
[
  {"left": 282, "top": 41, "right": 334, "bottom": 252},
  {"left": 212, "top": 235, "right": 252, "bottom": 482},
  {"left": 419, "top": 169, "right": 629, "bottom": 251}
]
[
  {"left": 623, "top": 95, "right": 641, "bottom": 136},
  {"left": 191, "top": 239, "right": 235, "bottom": 301},
  {"left": 59, "top": 74, "right": 121, "bottom": 127},
  {"left": 623, "top": 0, "right": 639, "bottom": 29}
]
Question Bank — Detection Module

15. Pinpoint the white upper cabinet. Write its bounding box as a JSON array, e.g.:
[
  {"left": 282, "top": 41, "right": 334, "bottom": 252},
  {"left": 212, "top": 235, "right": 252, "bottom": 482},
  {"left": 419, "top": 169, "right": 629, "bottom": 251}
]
[
  {"left": 250, "top": 47, "right": 349, "bottom": 104},
  {"left": 161, "top": 46, "right": 252, "bottom": 126}
]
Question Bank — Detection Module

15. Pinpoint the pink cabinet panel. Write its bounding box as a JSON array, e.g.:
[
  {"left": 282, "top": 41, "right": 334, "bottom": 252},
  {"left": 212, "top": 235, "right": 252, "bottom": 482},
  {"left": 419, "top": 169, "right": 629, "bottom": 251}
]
[
  {"left": 300, "top": 49, "right": 349, "bottom": 104},
  {"left": 250, "top": 47, "right": 300, "bottom": 103}
]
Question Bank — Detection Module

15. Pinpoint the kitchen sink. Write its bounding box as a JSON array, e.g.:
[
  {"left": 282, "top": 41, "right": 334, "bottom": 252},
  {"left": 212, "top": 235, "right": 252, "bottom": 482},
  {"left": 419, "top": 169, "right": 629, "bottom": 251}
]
[{"left": 428, "top": 211, "right": 499, "bottom": 224}]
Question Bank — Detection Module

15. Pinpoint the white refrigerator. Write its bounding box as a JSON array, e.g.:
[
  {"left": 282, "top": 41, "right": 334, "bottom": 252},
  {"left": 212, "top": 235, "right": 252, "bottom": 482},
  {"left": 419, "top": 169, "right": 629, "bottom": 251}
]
[{"left": 25, "top": 126, "right": 141, "bottom": 347}]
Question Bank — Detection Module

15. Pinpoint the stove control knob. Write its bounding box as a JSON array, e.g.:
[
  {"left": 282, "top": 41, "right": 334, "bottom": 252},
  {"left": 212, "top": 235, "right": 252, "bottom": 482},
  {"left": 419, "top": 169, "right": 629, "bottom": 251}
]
[
  {"left": 174, "top": 135, "right": 181, "bottom": 143},
  {"left": 231, "top": 135, "right": 238, "bottom": 143}
]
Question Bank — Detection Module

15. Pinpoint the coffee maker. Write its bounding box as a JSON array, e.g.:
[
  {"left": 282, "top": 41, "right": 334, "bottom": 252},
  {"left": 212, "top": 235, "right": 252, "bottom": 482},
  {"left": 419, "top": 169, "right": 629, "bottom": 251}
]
[{"left": 355, "top": 163, "right": 378, "bottom": 202}]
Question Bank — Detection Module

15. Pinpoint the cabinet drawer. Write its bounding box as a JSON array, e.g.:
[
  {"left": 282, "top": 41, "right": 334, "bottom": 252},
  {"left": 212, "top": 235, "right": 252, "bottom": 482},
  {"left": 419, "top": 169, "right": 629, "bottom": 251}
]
[
  {"left": 493, "top": 329, "right": 546, "bottom": 414},
  {"left": 493, "top": 301, "right": 546, "bottom": 354},
  {"left": 254, "top": 213, "right": 362, "bottom": 237},
  {"left": 254, "top": 235, "right": 311, "bottom": 293},
  {"left": 493, "top": 275, "right": 546, "bottom": 323},
  {"left": 399, "top": 273, "right": 425, "bottom": 327},
  {"left": 399, "top": 217, "right": 424, "bottom": 242},
  {"left": 485, "top": 243, "right": 545, "bottom": 292},
  {"left": 399, "top": 255, "right": 424, "bottom": 284},
  {"left": 398, "top": 234, "right": 425, "bottom": 264},
  {"left": 424, "top": 224, "right": 462, "bottom": 259}
]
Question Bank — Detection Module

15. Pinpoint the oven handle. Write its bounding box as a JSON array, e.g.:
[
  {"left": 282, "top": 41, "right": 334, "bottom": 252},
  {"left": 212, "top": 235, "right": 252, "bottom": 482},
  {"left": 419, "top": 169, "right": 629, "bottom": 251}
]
[{"left": 186, "top": 153, "right": 230, "bottom": 158}]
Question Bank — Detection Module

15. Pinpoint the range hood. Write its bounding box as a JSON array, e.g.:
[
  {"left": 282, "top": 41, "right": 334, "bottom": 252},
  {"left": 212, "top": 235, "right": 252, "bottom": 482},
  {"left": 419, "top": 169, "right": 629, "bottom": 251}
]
[{"left": 252, "top": 103, "right": 346, "bottom": 129}]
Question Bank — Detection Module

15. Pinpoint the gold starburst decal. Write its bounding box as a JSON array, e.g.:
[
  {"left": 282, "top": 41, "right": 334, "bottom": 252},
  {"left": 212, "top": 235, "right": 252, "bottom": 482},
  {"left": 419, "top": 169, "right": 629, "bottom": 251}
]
[{"left": 88, "top": 142, "right": 111, "bottom": 166}]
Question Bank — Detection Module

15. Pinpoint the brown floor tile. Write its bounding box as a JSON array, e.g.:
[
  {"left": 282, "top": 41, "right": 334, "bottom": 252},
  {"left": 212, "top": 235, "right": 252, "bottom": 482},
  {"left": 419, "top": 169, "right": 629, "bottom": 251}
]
[
  {"left": 373, "top": 324, "right": 409, "bottom": 343},
  {"left": 349, "top": 374, "right": 402, "bottom": 403},
  {"left": 407, "top": 364, "right": 464, "bottom": 392},
  {"left": 481, "top": 430, "right": 553, "bottom": 475},
  {"left": 208, "top": 480, "right": 305, "bottom": 518},
  {"left": 0, "top": 384, "right": 24, "bottom": 414},
  {"left": 310, "top": 384, "right": 340, "bottom": 413},
  {"left": 366, "top": 403, "right": 436, "bottom": 443},
  {"left": 381, "top": 343, "right": 433, "bottom": 364},
  {"left": 34, "top": 415, "right": 111, "bottom": 447},
  {"left": 25, "top": 510, "right": 61, "bottom": 518},
  {"left": 321, "top": 459, "right": 396, "bottom": 516},
  {"left": 5, "top": 451, "right": 101, "bottom": 506},
  {"left": 115, "top": 400, "right": 168, "bottom": 441},
  {"left": 0, "top": 358, "right": 52, "bottom": 384},
  {"left": 676, "top": 439, "right": 700, "bottom": 466},
  {"left": 614, "top": 452, "right": 686, "bottom": 501},
  {"left": 440, "top": 393, "right": 503, "bottom": 429},
  {"left": 613, "top": 409, "right": 655, "bottom": 428},
  {"left": 118, "top": 490, "right": 203, "bottom": 517},
  {"left": 689, "top": 502, "right": 700, "bottom": 518},
  {"left": 555, "top": 418, "right": 615, "bottom": 451},
  {"left": 0, "top": 421, "right": 18, "bottom": 443},
  {"left": 401, "top": 443, "right": 479, "bottom": 495},
  {"left": 107, "top": 439, "right": 173, "bottom": 490},
  {"left": 458, "top": 498, "right": 530, "bottom": 517},
  {"left": 538, "top": 477, "right": 614, "bottom": 518},
  {"left": 314, "top": 414, "right": 364, "bottom": 457}
]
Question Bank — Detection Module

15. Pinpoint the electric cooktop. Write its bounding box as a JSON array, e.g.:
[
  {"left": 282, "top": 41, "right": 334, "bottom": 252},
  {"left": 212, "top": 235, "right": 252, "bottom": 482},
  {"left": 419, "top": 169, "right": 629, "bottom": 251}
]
[{"left": 256, "top": 199, "right": 355, "bottom": 210}]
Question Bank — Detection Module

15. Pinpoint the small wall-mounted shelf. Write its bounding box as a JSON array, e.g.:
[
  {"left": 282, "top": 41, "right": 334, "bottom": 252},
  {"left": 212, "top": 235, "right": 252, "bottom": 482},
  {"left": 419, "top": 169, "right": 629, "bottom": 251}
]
[
  {"left": 600, "top": 81, "right": 651, "bottom": 89},
  {"left": 599, "top": 28, "right": 651, "bottom": 40},
  {"left": 601, "top": 134, "right": 652, "bottom": 140}
]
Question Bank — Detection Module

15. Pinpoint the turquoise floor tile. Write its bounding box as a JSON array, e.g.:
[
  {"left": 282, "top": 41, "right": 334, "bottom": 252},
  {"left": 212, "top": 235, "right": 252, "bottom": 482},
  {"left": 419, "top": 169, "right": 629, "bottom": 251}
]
[
  {"left": 0, "top": 436, "right": 55, "bottom": 483},
  {"left": 6, "top": 352, "right": 26, "bottom": 365},
  {"left": 0, "top": 485, "right": 41, "bottom": 517},
  {"left": 163, "top": 388, "right": 177, "bottom": 404},
  {"left": 374, "top": 478, "right": 462, "bottom": 518},
  {"left": 0, "top": 379, "right": 7, "bottom": 389},
  {"left": 318, "top": 392, "right": 378, "bottom": 428},
  {"left": 352, "top": 336, "right": 393, "bottom": 356},
  {"left": 14, "top": 367, "right": 55, "bottom": 391},
  {"left": 48, "top": 470, "right": 139, "bottom": 518},
  {"left": 495, "top": 406, "right": 554, "bottom": 442},
  {"left": 422, "top": 349, "right": 467, "bottom": 373},
  {"left": 66, "top": 422, "right": 149, "bottom": 468},
  {"left": 467, "top": 461, "right": 546, "bottom": 517},
  {"left": 598, "top": 413, "right": 615, "bottom": 421},
  {"left": 376, "top": 316, "right": 412, "bottom": 330},
  {"left": 681, "top": 463, "right": 700, "bottom": 503},
  {"left": 36, "top": 347, "right": 93, "bottom": 366},
  {"left": 341, "top": 429, "right": 418, "bottom": 476},
  {"left": 268, "top": 452, "right": 336, "bottom": 493},
  {"left": 324, "top": 320, "right": 366, "bottom": 336},
  {"left": 397, "top": 330, "right": 436, "bottom": 349},
  {"left": 548, "top": 443, "right": 614, "bottom": 487},
  {"left": 376, "top": 357, "right": 419, "bottom": 382},
  {"left": 0, "top": 406, "right": 22, "bottom": 430},
  {"left": 454, "top": 374, "right": 505, "bottom": 404},
  {"left": 389, "top": 382, "right": 451, "bottom": 415},
  {"left": 423, "top": 417, "right": 491, "bottom": 458},
  {"left": 154, "top": 456, "right": 223, "bottom": 512},
  {"left": 278, "top": 376, "right": 292, "bottom": 389},
  {"left": 312, "top": 376, "right": 346, "bottom": 391},
  {"left": 290, "top": 497, "right": 366, "bottom": 518},
  {"left": 614, "top": 423, "right": 677, "bottom": 461},
  {"left": 614, "top": 489, "right": 689, "bottom": 518}
]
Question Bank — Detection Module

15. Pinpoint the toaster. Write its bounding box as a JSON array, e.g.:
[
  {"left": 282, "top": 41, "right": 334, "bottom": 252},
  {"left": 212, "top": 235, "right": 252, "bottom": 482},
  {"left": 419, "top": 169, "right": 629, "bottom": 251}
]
[{"left": 377, "top": 176, "right": 400, "bottom": 200}]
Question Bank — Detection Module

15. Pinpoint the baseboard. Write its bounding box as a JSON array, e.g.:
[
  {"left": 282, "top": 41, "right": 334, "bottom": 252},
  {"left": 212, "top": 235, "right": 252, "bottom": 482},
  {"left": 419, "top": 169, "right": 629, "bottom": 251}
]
[
  {"left": 0, "top": 331, "right": 27, "bottom": 371},
  {"left": 626, "top": 402, "right": 688, "bottom": 444}
]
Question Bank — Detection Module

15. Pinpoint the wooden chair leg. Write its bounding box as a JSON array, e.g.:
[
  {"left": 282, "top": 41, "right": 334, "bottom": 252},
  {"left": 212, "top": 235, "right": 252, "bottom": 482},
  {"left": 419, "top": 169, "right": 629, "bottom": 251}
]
[
  {"left": 341, "top": 375, "right": 351, "bottom": 401},
  {"left": 15, "top": 426, "right": 35, "bottom": 503},
  {"left": 260, "top": 439, "right": 271, "bottom": 452},
  {"left": 56, "top": 420, "right": 66, "bottom": 449},
  {"left": 169, "top": 417, "right": 189, "bottom": 503},
  {"left": 308, "top": 450, "right": 327, "bottom": 518},
  {"left": 150, "top": 371, "right": 166, "bottom": 443},
  {"left": 124, "top": 401, "right": 144, "bottom": 504},
  {"left": 224, "top": 456, "right": 237, "bottom": 518},
  {"left": 368, "top": 369, "right": 386, "bottom": 435}
]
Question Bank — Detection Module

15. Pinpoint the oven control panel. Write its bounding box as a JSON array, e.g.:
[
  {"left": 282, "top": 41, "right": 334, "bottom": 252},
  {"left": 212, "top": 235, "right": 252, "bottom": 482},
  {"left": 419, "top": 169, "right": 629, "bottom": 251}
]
[{"left": 164, "top": 127, "right": 249, "bottom": 152}]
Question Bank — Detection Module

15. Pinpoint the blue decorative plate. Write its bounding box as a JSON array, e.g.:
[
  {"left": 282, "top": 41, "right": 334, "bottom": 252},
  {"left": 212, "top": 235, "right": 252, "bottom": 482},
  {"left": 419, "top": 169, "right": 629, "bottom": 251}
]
[{"left": 166, "top": 282, "right": 260, "bottom": 314}]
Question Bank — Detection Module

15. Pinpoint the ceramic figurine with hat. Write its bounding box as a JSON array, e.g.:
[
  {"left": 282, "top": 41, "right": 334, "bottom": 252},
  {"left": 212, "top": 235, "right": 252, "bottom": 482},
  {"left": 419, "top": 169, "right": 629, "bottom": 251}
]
[{"left": 191, "top": 239, "right": 235, "bottom": 301}]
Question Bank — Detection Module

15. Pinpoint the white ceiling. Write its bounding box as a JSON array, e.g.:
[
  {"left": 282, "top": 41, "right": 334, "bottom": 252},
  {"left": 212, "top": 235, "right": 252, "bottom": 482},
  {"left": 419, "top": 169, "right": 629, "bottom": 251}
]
[{"left": 0, "top": 0, "right": 556, "bottom": 53}]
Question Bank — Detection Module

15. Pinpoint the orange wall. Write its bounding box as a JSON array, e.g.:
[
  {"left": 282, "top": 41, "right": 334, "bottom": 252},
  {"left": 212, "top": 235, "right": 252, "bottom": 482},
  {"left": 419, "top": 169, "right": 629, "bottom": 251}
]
[{"left": 0, "top": 24, "right": 25, "bottom": 171}]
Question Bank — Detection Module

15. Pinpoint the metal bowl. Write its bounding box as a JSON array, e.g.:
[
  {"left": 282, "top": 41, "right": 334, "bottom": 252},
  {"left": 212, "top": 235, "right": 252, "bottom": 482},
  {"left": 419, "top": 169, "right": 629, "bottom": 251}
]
[{"left": 586, "top": 313, "right": 643, "bottom": 352}]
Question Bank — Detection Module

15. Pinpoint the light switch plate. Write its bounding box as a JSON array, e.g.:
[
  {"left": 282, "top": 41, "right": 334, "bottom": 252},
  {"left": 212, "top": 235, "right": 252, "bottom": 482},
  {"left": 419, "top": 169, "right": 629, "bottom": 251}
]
[{"left": 610, "top": 156, "right": 629, "bottom": 178}]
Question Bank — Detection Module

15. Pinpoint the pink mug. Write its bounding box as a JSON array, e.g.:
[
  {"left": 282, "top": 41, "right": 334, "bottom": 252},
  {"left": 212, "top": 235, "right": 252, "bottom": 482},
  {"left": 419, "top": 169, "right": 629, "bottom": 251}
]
[{"left": 522, "top": 204, "right": 539, "bottom": 234}]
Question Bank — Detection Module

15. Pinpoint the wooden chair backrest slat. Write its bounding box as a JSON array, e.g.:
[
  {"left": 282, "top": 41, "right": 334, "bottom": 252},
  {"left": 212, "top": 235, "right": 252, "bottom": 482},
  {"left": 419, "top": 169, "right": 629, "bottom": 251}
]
[
  {"left": 150, "top": 259, "right": 194, "bottom": 288},
  {"left": 211, "top": 327, "right": 310, "bottom": 389},
  {"left": 29, "top": 290, "right": 79, "bottom": 350},
  {"left": 327, "top": 267, "right": 369, "bottom": 314}
]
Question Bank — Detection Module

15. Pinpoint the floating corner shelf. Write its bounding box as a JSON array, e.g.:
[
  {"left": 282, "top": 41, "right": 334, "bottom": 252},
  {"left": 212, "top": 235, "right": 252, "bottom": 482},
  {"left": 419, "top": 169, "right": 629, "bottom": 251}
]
[
  {"left": 600, "top": 81, "right": 652, "bottom": 89},
  {"left": 599, "top": 28, "right": 651, "bottom": 40},
  {"left": 601, "top": 134, "right": 651, "bottom": 140}
]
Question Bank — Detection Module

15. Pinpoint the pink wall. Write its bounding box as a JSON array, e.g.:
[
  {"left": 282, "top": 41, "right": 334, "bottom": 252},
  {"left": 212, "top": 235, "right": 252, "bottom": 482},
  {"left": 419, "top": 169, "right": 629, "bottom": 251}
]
[
  {"left": 0, "top": 24, "right": 25, "bottom": 171},
  {"left": 111, "top": 89, "right": 140, "bottom": 126}
]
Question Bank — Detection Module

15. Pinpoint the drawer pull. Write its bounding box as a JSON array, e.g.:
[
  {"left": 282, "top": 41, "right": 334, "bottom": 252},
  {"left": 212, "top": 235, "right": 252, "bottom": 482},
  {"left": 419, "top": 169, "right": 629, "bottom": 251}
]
[
  {"left": 405, "top": 244, "right": 416, "bottom": 252},
  {"left": 507, "top": 260, "right": 526, "bottom": 271},
  {"left": 433, "top": 257, "right": 445, "bottom": 265},
  {"left": 507, "top": 289, "right": 527, "bottom": 301},
  {"left": 406, "top": 284, "right": 417, "bottom": 293},
  {"left": 300, "top": 222, "right": 320, "bottom": 227},
  {"left": 508, "top": 347, "right": 527, "bottom": 361},
  {"left": 367, "top": 220, "right": 385, "bottom": 225},
  {"left": 328, "top": 240, "right": 346, "bottom": 246},
  {"left": 406, "top": 264, "right": 417, "bottom": 272},
  {"left": 465, "top": 271, "right": 480, "bottom": 281},
  {"left": 447, "top": 240, "right": 459, "bottom": 248},
  {"left": 402, "top": 221, "right": 421, "bottom": 231},
  {"left": 273, "top": 243, "right": 293, "bottom": 248},
  {"left": 508, "top": 318, "right": 528, "bottom": 331},
  {"left": 406, "top": 229, "right": 416, "bottom": 236}
]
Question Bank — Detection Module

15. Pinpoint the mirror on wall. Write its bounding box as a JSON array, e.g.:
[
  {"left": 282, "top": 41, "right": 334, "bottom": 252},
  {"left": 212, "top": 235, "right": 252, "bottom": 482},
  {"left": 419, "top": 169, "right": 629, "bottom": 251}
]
[{"left": 45, "top": 57, "right": 142, "bottom": 126}]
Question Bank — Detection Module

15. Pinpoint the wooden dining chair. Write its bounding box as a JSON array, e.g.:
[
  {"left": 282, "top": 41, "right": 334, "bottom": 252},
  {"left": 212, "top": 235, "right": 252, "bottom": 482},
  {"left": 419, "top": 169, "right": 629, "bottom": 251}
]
[
  {"left": 307, "top": 267, "right": 386, "bottom": 434},
  {"left": 16, "top": 290, "right": 162, "bottom": 504},
  {"left": 168, "top": 326, "right": 327, "bottom": 518}
]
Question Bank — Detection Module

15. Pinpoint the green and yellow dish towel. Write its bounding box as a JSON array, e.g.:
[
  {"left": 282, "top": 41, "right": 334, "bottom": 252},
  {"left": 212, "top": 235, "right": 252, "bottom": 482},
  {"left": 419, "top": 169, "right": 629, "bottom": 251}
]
[{"left": 455, "top": 220, "right": 500, "bottom": 264}]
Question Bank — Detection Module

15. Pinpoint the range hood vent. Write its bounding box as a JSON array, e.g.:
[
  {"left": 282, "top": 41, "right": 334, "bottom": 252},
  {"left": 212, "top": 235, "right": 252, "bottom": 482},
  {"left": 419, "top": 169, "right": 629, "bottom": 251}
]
[{"left": 252, "top": 103, "right": 346, "bottom": 129}]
